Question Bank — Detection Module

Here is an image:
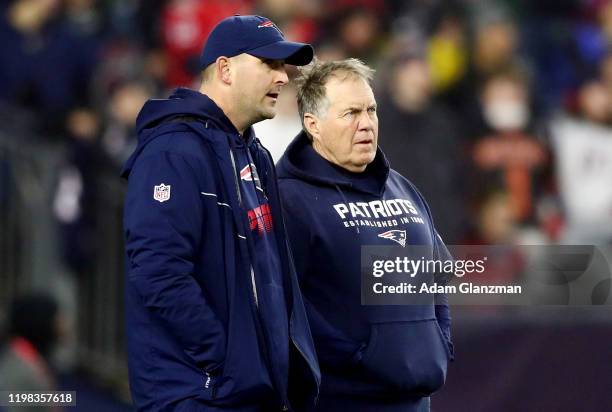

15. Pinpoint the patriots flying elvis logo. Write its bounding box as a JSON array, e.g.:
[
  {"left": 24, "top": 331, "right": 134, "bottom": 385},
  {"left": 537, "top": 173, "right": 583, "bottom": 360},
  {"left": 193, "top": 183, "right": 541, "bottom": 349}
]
[
  {"left": 378, "top": 230, "right": 407, "bottom": 247},
  {"left": 239, "top": 165, "right": 259, "bottom": 182},
  {"left": 257, "top": 20, "right": 283, "bottom": 35}
]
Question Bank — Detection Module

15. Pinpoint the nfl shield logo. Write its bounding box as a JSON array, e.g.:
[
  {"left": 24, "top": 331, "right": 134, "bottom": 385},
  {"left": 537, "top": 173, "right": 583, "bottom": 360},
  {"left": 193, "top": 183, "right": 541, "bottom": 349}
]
[{"left": 153, "top": 183, "right": 171, "bottom": 202}]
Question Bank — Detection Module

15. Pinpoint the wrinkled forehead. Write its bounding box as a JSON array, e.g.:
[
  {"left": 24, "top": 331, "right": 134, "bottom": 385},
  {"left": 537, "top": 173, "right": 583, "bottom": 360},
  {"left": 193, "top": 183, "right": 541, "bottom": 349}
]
[{"left": 324, "top": 73, "right": 376, "bottom": 109}]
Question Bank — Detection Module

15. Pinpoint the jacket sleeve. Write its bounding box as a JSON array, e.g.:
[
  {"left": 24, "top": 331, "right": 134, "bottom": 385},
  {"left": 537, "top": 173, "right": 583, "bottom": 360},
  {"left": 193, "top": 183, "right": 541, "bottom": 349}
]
[
  {"left": 433, "top": 231, "right": 454, "bottom": 359},
  {"left": 124, "top": 150, "right": 225, "bottom": 372},
  {"left": 280, "top": 184, "right": 363, "bottom": 367}
]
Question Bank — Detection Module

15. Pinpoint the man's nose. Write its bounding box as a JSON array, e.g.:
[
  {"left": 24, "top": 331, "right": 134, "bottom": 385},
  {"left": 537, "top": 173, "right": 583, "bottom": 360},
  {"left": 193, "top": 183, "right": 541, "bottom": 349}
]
[
  {"left": 357, "top": 111, "right": 375, "bottom": 131},
  {"left": 275, "top": 66, "right": 289, "bottom": 85}
]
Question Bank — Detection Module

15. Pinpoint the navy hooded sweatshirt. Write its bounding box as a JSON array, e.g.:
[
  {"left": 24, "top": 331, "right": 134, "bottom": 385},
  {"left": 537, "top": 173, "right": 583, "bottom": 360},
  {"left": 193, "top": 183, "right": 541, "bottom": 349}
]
[
  {"left": 121, "top": 88, "right": 320, "bottom": 411},
  {"left": 277, "top": 131, "right": 453, "bottom": 404}
]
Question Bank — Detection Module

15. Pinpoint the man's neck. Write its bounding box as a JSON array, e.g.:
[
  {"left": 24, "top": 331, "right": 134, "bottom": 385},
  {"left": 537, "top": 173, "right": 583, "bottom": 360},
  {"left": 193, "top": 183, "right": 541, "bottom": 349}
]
[{"left": 199, "top": 85, "right": 248, "bottom": 135}]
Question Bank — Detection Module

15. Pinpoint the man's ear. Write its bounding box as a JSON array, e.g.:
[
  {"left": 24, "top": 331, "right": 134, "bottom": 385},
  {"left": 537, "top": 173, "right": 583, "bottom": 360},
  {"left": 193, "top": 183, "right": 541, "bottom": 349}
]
[
  {"left": 216, "top": 56, "right": 232, "bottom": 84},
  {"left": 304, "top": 113, "right": 320, "bottom": 140}
]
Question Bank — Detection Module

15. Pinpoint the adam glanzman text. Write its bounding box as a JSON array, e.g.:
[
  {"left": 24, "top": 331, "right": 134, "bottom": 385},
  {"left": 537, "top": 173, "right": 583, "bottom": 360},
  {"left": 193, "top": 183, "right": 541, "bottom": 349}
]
[{"left": 370, "top": 257, "right": 522, "bottom": 295}]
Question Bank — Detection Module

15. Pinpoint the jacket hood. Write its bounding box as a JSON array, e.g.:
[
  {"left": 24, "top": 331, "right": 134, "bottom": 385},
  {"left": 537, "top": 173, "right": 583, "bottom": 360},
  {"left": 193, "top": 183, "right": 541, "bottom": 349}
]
[
  {"left": 122, "top": 87, "right": 253, "bottom": 178},
  {"left": 276, "top": 130, "right": 390, "bottom": 196}
]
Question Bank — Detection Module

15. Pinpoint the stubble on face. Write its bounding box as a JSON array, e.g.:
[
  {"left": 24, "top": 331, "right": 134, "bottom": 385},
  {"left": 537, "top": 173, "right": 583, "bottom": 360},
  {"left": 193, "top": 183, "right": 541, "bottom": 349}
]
[{"left": 232, "top": 54, "right": 287, "bottom": 127}]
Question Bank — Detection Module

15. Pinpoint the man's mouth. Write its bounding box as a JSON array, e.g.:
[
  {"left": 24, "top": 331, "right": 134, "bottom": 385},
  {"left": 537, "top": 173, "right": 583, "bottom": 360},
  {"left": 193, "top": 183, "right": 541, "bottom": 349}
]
[
  {"left": 266, "top": 92, "right": 279, "bottom": 99},
  {"left": 355, "top": 139, "right": 373, "bottom": 145}
]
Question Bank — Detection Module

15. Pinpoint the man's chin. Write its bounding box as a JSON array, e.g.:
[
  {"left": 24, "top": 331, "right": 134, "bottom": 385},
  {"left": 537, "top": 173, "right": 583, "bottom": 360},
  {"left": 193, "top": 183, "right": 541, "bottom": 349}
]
[
  {"left": 355, "top": 149, "right": 376, "bottom": 160},
  {"left": 260, "top": 109, "right": 278, "bottom": 121},
  {"left": 358, "top": 153, "right": 376, "bottom": 166}
]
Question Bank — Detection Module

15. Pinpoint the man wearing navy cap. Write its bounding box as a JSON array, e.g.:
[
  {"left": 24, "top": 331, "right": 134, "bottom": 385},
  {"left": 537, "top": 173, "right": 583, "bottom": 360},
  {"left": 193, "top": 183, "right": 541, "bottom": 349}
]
[{"left": 121, "top": 15, "right": 319, "bottom": 411}]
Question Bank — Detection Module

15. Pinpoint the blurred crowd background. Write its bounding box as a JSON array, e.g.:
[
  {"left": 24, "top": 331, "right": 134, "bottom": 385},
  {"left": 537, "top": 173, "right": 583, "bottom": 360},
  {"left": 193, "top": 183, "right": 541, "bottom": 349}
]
[{"left": 0, "top": 0, "right": 611, "bottom": 410}]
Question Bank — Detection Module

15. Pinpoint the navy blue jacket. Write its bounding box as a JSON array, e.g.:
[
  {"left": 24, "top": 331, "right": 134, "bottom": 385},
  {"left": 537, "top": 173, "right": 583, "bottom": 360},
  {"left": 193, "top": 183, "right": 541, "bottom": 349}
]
[
  {"left": 277, "top": 132, "right": 453, "bottom": 403},
  {"left": 121, "top": 89, "right": 320, "bottom": 411}
]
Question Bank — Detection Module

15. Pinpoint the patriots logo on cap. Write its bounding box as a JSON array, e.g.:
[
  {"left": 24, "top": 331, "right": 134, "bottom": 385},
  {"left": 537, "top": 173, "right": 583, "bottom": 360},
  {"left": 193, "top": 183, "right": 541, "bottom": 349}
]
[
  {"left": 378, "top": 230, "right": 407, "bottom": 247},
  {"left": 257, "top": 20, "right": 275, "bottom": 28}
]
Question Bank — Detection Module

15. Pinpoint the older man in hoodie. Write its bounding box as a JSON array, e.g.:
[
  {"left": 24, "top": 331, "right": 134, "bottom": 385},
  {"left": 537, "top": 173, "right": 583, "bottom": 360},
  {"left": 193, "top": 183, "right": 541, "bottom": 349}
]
[
  {"left": 121, "top": 15, "right": 319, "bottom": 412},
  {"left": 277, "top": 59, "right": 454, "bottom": 412}
]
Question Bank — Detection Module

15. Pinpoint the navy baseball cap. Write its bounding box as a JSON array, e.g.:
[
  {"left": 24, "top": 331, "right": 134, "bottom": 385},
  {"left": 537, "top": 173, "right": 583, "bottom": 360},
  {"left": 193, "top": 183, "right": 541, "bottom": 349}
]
[{"left": 200, "top": 15, "right": 314, "bottom": 69}]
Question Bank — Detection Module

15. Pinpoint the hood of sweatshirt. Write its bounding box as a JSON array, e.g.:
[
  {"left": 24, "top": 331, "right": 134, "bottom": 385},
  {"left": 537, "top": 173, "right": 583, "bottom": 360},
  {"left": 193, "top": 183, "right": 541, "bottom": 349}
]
[
  {"left": 276, "top": 130, "right": 390, "bottom": 197},
  {"left": 121, "top": 87, "right": 255, "bottom": 178}
]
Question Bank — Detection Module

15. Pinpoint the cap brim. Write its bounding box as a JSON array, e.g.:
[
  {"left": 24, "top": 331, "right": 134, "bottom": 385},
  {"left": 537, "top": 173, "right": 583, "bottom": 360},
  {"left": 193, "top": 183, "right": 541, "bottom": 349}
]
[{"left": 247, "top": 41, "right": 314, "bottom": 66}]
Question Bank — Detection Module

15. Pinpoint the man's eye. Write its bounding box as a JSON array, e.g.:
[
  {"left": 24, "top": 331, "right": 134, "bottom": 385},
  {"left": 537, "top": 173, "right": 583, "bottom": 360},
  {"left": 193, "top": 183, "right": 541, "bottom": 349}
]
[
  {"left": 368, "top": 107, "right": 377, "bottom": 113},
  {"left": 264, "top": 59, "right": 284, "bottom": 69}
]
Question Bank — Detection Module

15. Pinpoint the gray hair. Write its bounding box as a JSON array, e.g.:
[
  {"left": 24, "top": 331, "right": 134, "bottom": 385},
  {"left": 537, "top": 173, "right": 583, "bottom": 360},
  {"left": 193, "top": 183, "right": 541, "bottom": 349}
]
[{"left": 295, "top": 58, "right": 375, "bottom": 136}]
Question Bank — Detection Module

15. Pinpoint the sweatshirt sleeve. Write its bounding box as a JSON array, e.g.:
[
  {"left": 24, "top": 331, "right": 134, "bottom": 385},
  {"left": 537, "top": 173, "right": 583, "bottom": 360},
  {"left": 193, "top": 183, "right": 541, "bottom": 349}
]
[
  {"left": 280, "top": 183, "right": 363, "bottom": 367},
  {"left": 124, "top": 150, "right": 225, "bottom": 372}
]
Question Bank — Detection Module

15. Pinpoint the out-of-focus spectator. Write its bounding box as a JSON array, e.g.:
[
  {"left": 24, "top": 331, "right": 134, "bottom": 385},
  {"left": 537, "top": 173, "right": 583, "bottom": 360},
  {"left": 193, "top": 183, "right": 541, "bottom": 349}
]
[
  {"left": 464, "top": 190, "right": 528, "bottom": 282},
  {"left": 90, "top": 38, "right": 164, "bottom": 111},
  {"left": 256, "top": 0, "right": 321, "bottom": 43},
  {"left": 574, "top": 1, "right": 612, "bottom": 70},
  {"left": 313, "top": 40, "right": 348, "bottom": 61},
  {"left": 427, "top": 9, "right": 469, "bottom": 96},
  {"left": 378, "top": 53, "right": 469, "bottom": 243},
  {"left": 471, "top": 69, "right": 548, "bottom": 226},
  {"left": 320, "top": 3, "right": 386, "bottom": 64},
  {"left": 549, "top": 78, "right": 612, "bottom": 244},
  {"left": 0, "top": 0, "right": 99, "bottom": 135},
  {"left": 161, "top": 0, "right": 252, "bottom": 88},
  {"left": 0, "top": 294, "right": 65, "bottom": 407},
  {"left": 53, "top": 107, "right": 111, "bottom": 275},
  {"left": 471, "top": 4, "right": 521, "bottom": 78},
  {"left": 471, "top": 190, "right": 516, "bottom": 244},
  {"left": 64, "top": 0, "right": 102, "bottom": 37},
  {"left": 450, "top": 3, "right": 529, "bottom": 133},
  {"left": 101, "top": 80, "right": 152, "bottom": 166}
]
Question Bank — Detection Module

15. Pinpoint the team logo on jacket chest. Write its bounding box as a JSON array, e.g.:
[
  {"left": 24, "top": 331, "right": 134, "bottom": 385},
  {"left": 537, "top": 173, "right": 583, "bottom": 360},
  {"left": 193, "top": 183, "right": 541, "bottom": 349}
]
[
  {"left": 240, "top": 164, "right": 264, "bottom": 193},
  {"left": 153, "top": 183, "right": 171, "bottom": 202},
  {"left": 332, "top": 198, "right": 425, "bottom": 229},
  {"left": 240, "top": 165, "right": 259, "bottom": 182}
]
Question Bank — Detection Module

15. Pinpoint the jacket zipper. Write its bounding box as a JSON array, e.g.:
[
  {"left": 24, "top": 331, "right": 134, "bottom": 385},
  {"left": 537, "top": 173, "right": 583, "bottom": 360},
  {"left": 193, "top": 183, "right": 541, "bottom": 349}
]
[
  {"left": 230, "top": 141, "right": 303, "bottom": 408},
  {"left": 250, "top": 266, "right": 259, "bottom": 307},
  {"left": 204, "top": 371, "right": 217, "bottom": 399},
  {"left": 229, "top": 147, "right": 259, "bottom": 308},
  {"left": 228, "top": 147, "right": 243, "bottom": 205},
  {"left": 256, "top": 140, "right": 321, "bottom": 403}
]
